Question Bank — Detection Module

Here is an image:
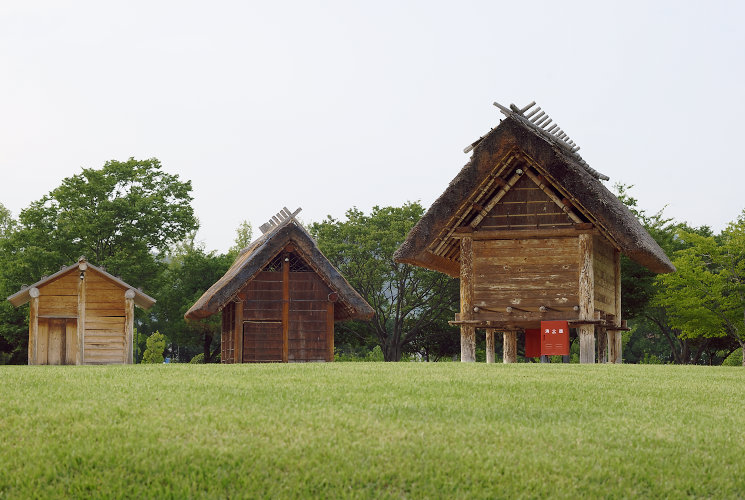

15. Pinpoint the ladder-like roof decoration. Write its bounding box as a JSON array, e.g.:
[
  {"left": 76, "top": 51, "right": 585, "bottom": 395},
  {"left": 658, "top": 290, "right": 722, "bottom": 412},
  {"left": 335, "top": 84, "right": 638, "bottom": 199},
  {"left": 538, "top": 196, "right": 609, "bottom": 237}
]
[{"left": 185, "top": 208, "right": 374, "bottom": 321}]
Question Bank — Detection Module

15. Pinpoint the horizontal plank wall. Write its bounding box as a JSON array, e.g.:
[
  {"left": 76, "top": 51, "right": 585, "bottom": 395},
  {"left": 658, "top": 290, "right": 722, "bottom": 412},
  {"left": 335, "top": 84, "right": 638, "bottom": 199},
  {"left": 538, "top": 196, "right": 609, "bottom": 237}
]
[
  {"left": 472, "top": 238, "right": 579, "bottom": 312},
  {"left": 84, "top": 271, "right": 126, "bottom": 364},
  {"left": 38, "top": 272, "right": 78, "bottom": 318}
]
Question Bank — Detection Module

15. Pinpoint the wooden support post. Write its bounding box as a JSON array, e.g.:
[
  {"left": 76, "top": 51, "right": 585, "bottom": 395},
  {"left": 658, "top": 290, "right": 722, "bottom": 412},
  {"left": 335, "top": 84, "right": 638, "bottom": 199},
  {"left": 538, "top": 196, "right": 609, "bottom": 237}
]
[
  {"left": 282, "top": 253, "right": 290, "bottom": 363},
  {"left": 29, "top": 288, "right": 39, "bottom": 365},
  {"left": 459, "top": 236, "right": 476, "bottom": 362},
  {"left": 124, "top": 289, "right": 135, "bottom": 364},
  {"left": 326, "top": 302, "right": 335, "bottom": 362},
  {"left": 77, "top": 267, "right": 86, "bottom": 365},
  {"left": 485, "top": 329, "right": 495, "bottom": 363},
  {"left": 234, "top": 300, "right": 244, "bottom": 364},
  {"left": 578, "top": 234, "right": 595, "bottom": 364},
  {"left": 503, "top": 331, "right": 517, "bottom": 363},
  {"left": 612, "top": 248, "right": 623, "bottom": 363},
  {"left": 597, "top": 325, "right": 608, "bottom": 363}
]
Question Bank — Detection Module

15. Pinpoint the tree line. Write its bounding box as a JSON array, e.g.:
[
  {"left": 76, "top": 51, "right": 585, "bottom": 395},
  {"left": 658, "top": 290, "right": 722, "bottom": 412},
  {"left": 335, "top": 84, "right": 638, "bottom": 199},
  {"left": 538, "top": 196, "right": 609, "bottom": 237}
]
[{"left": 0, "top": 159, "right": 743, "bottom": 365}]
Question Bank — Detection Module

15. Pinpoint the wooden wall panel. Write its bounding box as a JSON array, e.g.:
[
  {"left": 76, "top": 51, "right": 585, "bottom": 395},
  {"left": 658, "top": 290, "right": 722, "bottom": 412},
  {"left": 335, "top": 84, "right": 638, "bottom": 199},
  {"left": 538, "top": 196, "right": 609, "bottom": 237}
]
[
  {"left": 38, "top": 272, "right": 78, "bottom": 317},
  {"left": 84, "top": 274, "right": 126, "bottom": 364},
  {"left": 37, "top": 318, "right": 49, "bottom": 365},
  {"left": 477, "top": 175, "right": 574, "bottom": 231},
  {"left": 288, "top": 273, "right": 331, "bottom": 362},
  {"left": 472, "top": 238, "right": 579, "bottom": 311},
  {"left": 221, "top": 301, "right": 235, "bottom": 363},
  {"left": 593, "top": 235, "right": 617, "bottom": 314},
  {"left": 243, "top": 321, "right": 283, "bottom": 362},
  {"left": 242, "top": 271, "right": 283, "bottom": 319}
]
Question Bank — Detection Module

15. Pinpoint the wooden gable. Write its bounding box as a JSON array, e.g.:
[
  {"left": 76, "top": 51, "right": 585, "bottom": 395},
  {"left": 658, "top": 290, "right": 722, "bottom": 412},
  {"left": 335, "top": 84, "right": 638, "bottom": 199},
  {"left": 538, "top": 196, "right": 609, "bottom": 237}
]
[{"left": 474, "top": 171, "right": 577, "bottom": 232}]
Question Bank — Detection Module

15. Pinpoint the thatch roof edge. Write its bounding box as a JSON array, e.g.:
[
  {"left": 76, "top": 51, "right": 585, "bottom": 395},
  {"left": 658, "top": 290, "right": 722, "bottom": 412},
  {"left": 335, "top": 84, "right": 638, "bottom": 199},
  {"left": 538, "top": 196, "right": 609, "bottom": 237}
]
[
  {"left": 184, "top": 220, "right": 374, "bottom": 321},
  {"left": 394, "top": 115, "right": 674, "bottom": 275}
]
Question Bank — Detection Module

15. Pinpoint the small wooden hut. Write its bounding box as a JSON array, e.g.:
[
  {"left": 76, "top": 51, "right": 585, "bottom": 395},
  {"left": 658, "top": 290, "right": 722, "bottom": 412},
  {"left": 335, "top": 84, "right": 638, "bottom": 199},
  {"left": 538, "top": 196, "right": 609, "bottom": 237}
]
[
  {"left": 394, "top": 101, "right": 675, "bottom": 363},
  {"left": 7, "top": 257, "right": 155, "bottom": 365},
  {"left": 185, "top": 208, "right": 374, "bottom": 363}
]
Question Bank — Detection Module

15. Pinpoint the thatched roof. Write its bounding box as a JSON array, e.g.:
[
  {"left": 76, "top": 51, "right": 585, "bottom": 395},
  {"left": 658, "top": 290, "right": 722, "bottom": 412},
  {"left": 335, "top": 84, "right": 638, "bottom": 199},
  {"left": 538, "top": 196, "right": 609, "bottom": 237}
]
[
  {"left": 394, "top": 104, "right": 675, "bottom": 276},
  {"left": 185, "top": 218, "right": 374, "bottom": 321},
  {"left": 7, "top": 257, "right": 156, "bottom": 309}
]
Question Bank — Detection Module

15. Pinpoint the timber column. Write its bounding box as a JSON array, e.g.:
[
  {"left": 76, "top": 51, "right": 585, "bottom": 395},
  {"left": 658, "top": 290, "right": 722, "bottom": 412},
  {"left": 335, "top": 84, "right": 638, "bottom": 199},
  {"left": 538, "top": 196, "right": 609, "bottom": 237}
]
[
  {"left": 578, "top": 234, "right": 595, "bottom": 363},
  {"left": 77, "top": 262, "right": 86, "bottom": 365},
  {"left": 485, "top": 329, "right": 495, "bottom": 363},
  {"left": 460, "top": 236, "right": 476, "bottom": 362},
  {"left": 28, "top": 287, "right": 39, "bottom": 365},
  {"left": 124, "top": 289, "right": 135, "bottom": 364},
  {"left": 503, "top": 331, "right": 517, "bottom": 363}
]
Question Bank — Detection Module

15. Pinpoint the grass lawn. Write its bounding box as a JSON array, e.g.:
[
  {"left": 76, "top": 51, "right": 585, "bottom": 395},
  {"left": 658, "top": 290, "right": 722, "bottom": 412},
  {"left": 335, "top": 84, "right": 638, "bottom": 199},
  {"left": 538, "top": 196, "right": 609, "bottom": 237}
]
[{"left": 1, "top": 363, "right": 744, "bottom": 498}]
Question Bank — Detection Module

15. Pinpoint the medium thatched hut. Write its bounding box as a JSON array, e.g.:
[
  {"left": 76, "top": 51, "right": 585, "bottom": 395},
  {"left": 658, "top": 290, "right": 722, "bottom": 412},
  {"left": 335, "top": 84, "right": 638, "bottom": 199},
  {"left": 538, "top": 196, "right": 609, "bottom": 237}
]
[
  {"left": 394, "top": 102, "right": 674, "bottom": 363},
  {"left": 7, "top": 257, "right": 155, "bottom": 365},
  {"left": 185, "top": 208, "right": 373, "bottom": 363}
]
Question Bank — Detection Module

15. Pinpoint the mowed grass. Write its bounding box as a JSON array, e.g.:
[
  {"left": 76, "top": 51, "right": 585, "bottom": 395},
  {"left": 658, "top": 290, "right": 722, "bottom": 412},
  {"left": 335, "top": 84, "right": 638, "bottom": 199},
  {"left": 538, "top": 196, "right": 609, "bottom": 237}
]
[{"left": 1, "top": 364, "right": 744, "bottom": 499}]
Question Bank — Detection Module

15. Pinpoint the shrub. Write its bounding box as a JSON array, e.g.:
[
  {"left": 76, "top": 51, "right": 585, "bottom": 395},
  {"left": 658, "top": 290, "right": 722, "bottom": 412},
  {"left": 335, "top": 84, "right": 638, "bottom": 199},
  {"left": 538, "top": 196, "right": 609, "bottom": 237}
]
[
  {"left": 189, "top": 353, "right": 205, "bottom": 364},
  {"left": 722, "top": 348, "right": 743, "bottom": 366},
  {"left": 141, "top": 332, "right": 166, "bottom": 364}
]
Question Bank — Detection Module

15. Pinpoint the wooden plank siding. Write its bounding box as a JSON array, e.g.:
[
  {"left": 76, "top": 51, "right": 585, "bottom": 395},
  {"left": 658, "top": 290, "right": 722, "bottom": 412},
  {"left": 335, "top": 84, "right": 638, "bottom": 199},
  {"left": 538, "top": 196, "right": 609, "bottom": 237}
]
[
  {"left": 38, "top": 272, "right": 79, "bottom": 317},
  {"left": 83, "top": 271, "right": 126, "bottom": 364},
  {"left": 472, "top": 238, "right": 579, "bottom": 311},
  {"left": 476, "top": 174, "right": 575, "bottom": 231},
  {"left": 593, "top": 235, "right": 617, "bottom": 314}
]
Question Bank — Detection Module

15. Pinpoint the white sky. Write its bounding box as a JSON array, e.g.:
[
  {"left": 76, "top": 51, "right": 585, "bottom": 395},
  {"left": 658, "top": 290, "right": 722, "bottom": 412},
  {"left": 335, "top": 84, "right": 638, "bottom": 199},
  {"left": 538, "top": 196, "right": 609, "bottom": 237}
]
[{"left": 1, "top": 1, "right": 743, "bottom": 253}]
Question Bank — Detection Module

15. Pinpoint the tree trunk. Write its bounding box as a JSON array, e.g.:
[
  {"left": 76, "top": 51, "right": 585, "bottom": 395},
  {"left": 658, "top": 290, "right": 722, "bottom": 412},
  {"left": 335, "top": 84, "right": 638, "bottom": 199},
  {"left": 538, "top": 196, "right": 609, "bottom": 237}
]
[{"left": 203, "top": 331, "right": 213, "bottom": 362}]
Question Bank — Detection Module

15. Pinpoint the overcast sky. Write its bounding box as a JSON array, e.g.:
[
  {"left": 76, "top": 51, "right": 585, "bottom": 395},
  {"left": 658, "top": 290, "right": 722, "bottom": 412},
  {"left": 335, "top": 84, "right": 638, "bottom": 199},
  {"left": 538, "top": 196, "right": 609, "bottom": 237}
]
[{"left": 1, "top": 1, "right": 743, "bottom": 253}]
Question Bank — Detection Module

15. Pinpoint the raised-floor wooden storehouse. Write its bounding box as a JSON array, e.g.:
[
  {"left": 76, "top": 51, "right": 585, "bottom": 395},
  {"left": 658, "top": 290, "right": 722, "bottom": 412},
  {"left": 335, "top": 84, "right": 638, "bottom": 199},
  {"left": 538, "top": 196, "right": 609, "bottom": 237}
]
[
  {"left": 185, "top": 208, "right": 374, "bottom": 363},
  {"left": 7, "top": 257, "right": 155, "bottom": 365},
  {"left": 394, "top": 102, "right": 675, "bottom": 363}
]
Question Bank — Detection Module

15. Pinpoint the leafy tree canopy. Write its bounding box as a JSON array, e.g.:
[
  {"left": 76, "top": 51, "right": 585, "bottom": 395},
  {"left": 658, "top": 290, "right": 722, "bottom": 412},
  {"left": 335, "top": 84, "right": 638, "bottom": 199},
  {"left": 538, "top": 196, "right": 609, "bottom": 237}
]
[{"left": 311, "top": 203, "right": 459, "bottom": 361}]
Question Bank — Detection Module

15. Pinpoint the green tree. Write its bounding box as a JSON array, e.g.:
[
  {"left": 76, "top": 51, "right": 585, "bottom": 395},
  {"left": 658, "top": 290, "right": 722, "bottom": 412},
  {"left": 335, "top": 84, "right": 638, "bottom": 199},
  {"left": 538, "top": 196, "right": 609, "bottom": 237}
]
[
  {"left": 147, "top": 246, "right": 233, "bottom": 363},
  {"left": 0, "top": 158, "right": 197, "bottom": 362},
  {"left": 614, "top": 184, "right": 718, "bottom": 364},
  {"left": 142, "top": 331, "right": 166, "bottom": 363},
  {"left": 229, "top": 220, "right": 253, "bottom": 256},
  {"left": 656, "top": 214, "right": 745, "bottom": 366},
  {"left": 311, "top": 203, "right": 459, "bottom": 361}
]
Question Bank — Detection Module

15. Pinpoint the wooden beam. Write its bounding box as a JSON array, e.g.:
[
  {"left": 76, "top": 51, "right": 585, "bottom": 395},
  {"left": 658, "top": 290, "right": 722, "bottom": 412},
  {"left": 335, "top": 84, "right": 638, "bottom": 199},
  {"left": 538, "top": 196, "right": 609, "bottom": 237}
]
[
  {"left": 578, "top": 233, "right": 595, "bottom": 364},
  {"left": 485, "top": 329, "right": 495, "bottom": 364},
  {"left": 524, "top": 168, "right": 583, "bottom": 223},
  {"left": 451, "top": 227, "right": 596, "bottom": 240},
  {"left": 234, "top": 300, "right": 244, "bottom": 364},
  {"left": 124, "top": 289, "right": 135, "bottom": 364},
  {"left": 282, "top": 253, "right": 289, "bottom": 363},
  {"left": 77, "top": 270, "right": 86, "bottom": 365},
  {"left": 459, "top": 236, "right": 476, "bottom": 362},
  {"left": 468, "top": 310, "right": 579, "bottom": 323},
  {"left": 29, "top": 287, "right": 39, "bottom": 365},
  {"left": 327, "top": 302, "right": 334, "bottom": 362},
  {"left": 469, "top": 171, "right": 523, "bottom": 228},
  {"left": 503, "top": 331, "right": 517, "bottom": 363}
]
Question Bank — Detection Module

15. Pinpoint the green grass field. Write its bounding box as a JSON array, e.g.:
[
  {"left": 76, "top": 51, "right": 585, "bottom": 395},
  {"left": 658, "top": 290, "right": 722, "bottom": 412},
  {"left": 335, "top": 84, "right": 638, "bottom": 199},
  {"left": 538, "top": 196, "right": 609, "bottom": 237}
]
[{"left": 1, "top": 363, "right": 744, "bottom": 498}]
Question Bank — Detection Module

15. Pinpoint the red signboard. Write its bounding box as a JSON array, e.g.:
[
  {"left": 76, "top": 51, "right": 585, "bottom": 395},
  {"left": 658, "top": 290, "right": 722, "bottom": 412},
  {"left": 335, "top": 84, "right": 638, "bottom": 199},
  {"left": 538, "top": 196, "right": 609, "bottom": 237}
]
[
  {"left": 524, "top": 329, "right": 540, "bottom": 358},
  {"left": 540, "top": 321, "right": 570, "bottom": 356}
]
